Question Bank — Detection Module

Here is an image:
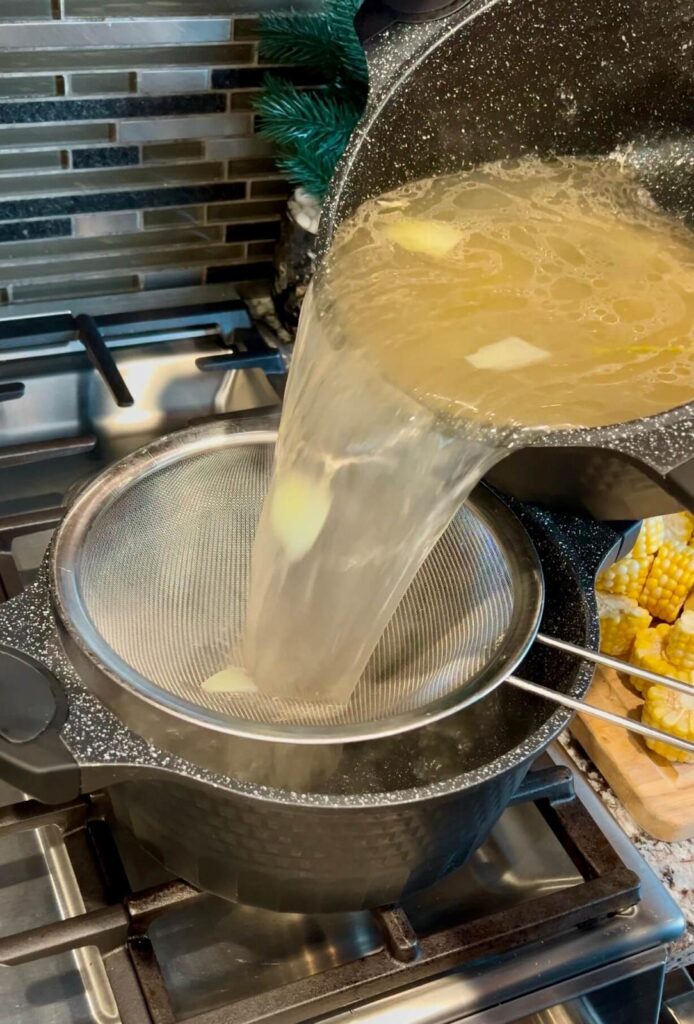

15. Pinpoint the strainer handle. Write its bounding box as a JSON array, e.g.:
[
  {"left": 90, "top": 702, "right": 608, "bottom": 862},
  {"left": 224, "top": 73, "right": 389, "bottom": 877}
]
[
  {"left": 0, "top": 646, "right": 80, "bottom": 804},
  {"left": 507, "top": 675, "right": 694, "bottom": 757},
  {"left": 536, "top": 633, "right": 694, "bottom": 698}
]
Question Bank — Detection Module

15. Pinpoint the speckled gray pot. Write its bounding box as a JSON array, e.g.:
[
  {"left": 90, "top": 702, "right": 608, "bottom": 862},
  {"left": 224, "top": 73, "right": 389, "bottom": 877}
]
[
  {"left": 0, "top": 489, "right": 623, "bottom": 913},
  {"left": 109, "top": 768, "right": 522, "bottom": 911}
]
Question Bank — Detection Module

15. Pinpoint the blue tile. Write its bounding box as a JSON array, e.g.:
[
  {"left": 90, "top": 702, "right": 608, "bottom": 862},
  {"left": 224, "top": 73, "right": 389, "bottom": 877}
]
[
  {"left": 0, "top": 183, "right": 245, "bottom": 221},
  {"left": 0, "top": 218, "right": 71, "bottom": 242},
  {"left": 72, "top": 146, "right": 139, "bottom": 169},
  {"left": 0, "top": 93, "right": 225, "bottom": 125}
]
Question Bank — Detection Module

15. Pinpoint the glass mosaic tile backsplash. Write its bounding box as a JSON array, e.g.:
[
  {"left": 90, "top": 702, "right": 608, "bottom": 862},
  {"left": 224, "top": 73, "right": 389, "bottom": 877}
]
[{"left": 0, "top": 0, "right": 311, "bottom": 306}]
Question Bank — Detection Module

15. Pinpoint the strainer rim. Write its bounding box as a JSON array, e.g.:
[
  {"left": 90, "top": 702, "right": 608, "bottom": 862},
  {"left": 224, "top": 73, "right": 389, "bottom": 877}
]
[{"left": 50, "top": 422, "right": 545, "bottom": 745}]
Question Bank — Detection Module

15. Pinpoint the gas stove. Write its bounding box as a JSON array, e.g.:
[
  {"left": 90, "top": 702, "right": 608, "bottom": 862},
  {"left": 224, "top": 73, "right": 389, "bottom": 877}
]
[
  {"left": 0, "top": 288, "right": 685, "bottom": 1024},
  {"left": 0, "top": 284, "right": 283, "bottom": 600}
]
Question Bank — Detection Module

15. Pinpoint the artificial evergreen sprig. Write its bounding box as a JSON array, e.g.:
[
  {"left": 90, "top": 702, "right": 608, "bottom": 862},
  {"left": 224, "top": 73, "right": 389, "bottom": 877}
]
[
  {"left": 254, "top": 0, "right": 367, "bottom": 200},
  {"left": 276, "top": 147, "right": 342, "bottom": 204},
  {"left": 256, "top": 12, "right": 348, "bottom": 80},
  {"left": 322, "top": 0, "right": 368, "bottom": 86},
  {"left": 256, "top": 78, "right": 362, "bottom": 154}
]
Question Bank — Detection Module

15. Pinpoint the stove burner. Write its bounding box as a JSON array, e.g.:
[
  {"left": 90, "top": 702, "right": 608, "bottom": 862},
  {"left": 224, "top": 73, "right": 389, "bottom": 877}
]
[{"left": 0, "top": 761, "right": 640, "bottom": 1024}]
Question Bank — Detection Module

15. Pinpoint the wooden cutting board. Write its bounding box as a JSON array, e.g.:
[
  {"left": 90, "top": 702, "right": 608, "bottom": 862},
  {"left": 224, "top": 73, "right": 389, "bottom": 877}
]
[{"left": 570, "top": 666, "right": 694, "bottom": 841}]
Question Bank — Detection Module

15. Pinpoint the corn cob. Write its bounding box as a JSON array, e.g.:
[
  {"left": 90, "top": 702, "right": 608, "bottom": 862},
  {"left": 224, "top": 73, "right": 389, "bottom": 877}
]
[
  {"left": 683, "top": 590, "right": 694, "bottom": 614},
  {"left": 629, "top": 623, "right": 692, "bottom": 694},
  {"left": 596, "top": 554, "right": 652, "bottom": 601},
  {"left": 597, "top": 593, "right": 651, "bottom": 658},
  {"left": 639, "top": 541, "right": 694, "bottom": 623},
  {"left": 664, "top": 610, "right": 694, "bottom": 671},
  {"left": 642, "top": 685, "right": 694, "bottom": 763},
  {"left": 662, "top": 511, "right": 694, "bottom": 546},
  {"left": 631, "top": 517, "right": 664, "bottom": 559}
]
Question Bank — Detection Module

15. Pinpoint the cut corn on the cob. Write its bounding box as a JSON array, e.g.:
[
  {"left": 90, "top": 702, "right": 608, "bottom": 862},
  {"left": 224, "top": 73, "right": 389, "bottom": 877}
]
[
  {"left": 629, "top": 623, "right": 692, "bottom": 694},
  {"left": 596, "top": 554, "right": 652, "bottom": 601},
  {"left": 642, "top": 684, "right": 694, "bottom": 763},
  {"left": 639, "top": 541, "right": 694, "bottom": 623},
  {"left": 594, "top": 509, "right": 694, "bottom": 766},
  {"left": 631, "top": 517, "right": 664, "bottom": 559},
  {"left": 664, "top": 610, "right": 694, "bottom": 671},
  {"left": 662, "top": 511, "right": 694, "bottom": 546},
  {"left": 597, "top": 593, "right": 651, "bottom": 658}
]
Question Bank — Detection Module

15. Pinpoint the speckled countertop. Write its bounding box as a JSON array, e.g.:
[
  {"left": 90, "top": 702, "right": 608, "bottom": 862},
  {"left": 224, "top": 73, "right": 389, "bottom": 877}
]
[{"left": 559, "top": 731, "right": 694, "bottom": 968}]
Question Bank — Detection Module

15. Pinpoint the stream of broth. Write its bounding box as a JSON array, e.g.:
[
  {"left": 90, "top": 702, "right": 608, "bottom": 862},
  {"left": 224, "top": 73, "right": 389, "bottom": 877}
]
[{"left": 221, "top": 156, "right": 694, "bottom": 709}]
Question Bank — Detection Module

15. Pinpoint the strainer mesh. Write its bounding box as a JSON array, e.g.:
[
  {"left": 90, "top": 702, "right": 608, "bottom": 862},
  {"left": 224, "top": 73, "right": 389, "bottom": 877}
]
[{"left": 77, "top": 439, "right": 516, "bottom": 729}]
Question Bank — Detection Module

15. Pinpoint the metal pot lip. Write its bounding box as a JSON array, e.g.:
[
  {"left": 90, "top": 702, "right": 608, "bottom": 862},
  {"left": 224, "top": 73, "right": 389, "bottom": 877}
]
[
  {"left": 139, "top": 696, "right": 584, "bottom": 810},
  {"left": 515, "top": 399, "right": 694, "bottom": 448},
  {"left": 49, "top": 420, "right": 545, "bottom": 747}
]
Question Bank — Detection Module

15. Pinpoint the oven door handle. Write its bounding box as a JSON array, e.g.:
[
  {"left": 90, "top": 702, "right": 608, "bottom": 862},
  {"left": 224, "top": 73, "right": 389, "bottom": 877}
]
[{"left": 0, "top": 645, "right": 80, "bottom": 804}]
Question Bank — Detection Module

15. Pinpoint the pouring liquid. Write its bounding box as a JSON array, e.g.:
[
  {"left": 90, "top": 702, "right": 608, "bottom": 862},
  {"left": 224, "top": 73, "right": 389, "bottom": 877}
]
[{"left": 238, "top": 156, "right": 693, "bottom": 706}]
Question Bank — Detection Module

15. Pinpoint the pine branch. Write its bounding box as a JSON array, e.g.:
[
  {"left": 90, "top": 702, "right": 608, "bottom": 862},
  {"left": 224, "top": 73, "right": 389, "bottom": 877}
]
[
  {"left": 276, "top": 147, "right": 338, "bottom": 200},
  {"left": 258, "top": 12, "right": 345, "bottom": 78},
  {"left": 324, "top": 0, "right": 368, "bottom": 88},
  {"left": 254, "top": 0, "right": 368, "bottom": 200},
  {"left": 255, "top": 79, "right": 361, "bottom": 152},
  {"left": 258, "top": 1, "right": 368, "bottom": 92}
]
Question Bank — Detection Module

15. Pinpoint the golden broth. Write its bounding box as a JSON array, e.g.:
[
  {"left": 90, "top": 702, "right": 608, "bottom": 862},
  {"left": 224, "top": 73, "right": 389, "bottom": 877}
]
[{"left": 327, "top": 156, "right": 694, "bottom": 428}]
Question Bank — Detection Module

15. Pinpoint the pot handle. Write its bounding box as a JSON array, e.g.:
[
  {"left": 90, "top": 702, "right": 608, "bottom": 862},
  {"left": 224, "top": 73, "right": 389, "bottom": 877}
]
[
  {"left": 509, "top": 764, "right": 575, "bottom": 806},
  {"left": 611, "top": 410, "right": 694, "bottom": 516},
  {"left": 355, "top": 0, "right": 470, "bottom": 42},
  {"left": 0, "top": 645, "right": 80, "bottom": 804}
]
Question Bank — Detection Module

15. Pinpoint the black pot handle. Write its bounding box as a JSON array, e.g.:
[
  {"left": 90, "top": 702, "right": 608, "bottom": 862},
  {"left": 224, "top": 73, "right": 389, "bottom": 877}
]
[
  {"left": 355, "top": 0, "right": 470, "bottom": 42},
  {"left": 609, "top": 410, "right": 694, "bottom": 517},
  {"left": 0, "top": 646, "right": 80, "bottom": 804},
  {"left": 509, "top": 764, "right": 574, "bottom": 806}
]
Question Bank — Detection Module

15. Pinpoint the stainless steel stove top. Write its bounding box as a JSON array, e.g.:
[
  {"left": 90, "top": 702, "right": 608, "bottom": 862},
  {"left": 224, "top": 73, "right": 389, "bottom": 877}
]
[
  {"left": 0, "top": 751, "right": 682, "bottom": 1024},
  {"left": 0, "top": 285, "right": 281, "bottom": 599},
  {"left": 0, "top": 288, "right": 685, "bottom": 1024}
]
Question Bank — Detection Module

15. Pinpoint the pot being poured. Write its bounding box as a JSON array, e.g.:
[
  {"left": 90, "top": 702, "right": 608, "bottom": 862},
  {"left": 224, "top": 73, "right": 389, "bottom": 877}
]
[{"left": 322, "top": 0, "right": 694, "bottom": 520}]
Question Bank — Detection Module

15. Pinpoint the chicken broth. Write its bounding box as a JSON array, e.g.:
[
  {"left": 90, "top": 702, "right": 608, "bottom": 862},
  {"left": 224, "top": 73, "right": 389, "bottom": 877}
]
[
  {"left": 330, "top": 156, "right": 694, "bottom": 428},
  {"left": 238, "top": 156, "right": 693, "bottom": 707}
]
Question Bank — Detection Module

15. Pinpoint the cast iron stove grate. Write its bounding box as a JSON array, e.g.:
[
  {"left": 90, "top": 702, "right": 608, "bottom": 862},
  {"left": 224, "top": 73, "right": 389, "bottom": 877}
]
[{"left": 0, "top": 760, "right": 639, "bottom": 1024}]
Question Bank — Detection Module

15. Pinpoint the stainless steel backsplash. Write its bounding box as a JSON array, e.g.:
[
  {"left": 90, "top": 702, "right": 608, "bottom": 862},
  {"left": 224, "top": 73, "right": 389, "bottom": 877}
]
[{"left": 0, "top": 1, "right": 311, "bottom": 307}]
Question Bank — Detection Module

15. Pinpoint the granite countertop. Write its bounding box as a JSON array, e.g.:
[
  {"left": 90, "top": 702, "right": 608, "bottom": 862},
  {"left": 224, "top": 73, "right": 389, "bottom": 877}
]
[{"left": 559, "top": 732, "right": 694, "bottom": 969}]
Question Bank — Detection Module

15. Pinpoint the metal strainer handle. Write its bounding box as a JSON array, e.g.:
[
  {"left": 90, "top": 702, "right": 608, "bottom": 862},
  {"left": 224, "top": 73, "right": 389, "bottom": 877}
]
[{"left": 508, "top": 633, "right": 694, "bottom": 756}]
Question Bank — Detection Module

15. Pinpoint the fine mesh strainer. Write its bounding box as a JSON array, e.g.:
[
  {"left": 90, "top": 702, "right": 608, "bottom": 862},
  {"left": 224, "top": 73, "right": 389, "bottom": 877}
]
[
  {"left": 51, "top": 420, "right": 544, "bottom": 745},
  {"left": 51, "top": 420, "right": 694, "bottom": 755}
]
